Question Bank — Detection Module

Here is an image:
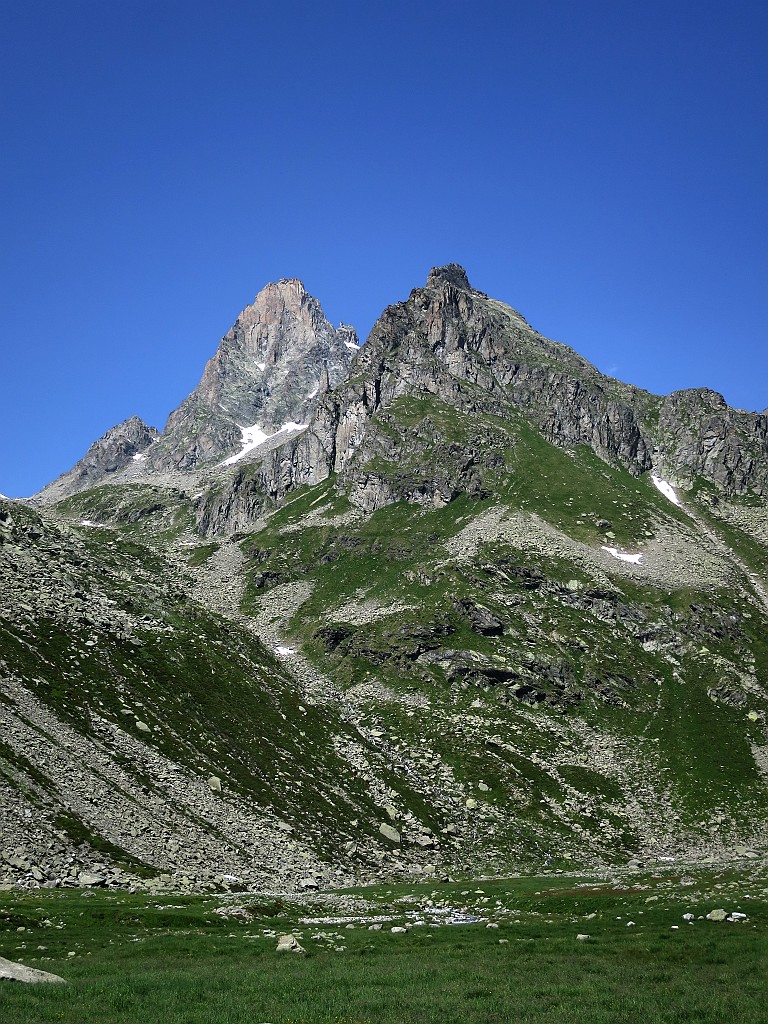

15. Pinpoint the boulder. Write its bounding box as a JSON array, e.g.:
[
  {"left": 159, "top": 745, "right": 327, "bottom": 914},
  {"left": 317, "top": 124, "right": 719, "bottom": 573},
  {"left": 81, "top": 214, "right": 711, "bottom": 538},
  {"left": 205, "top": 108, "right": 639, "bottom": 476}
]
[
  {"left": 276, "top": 934, "right": 305, "bottom": 953},
  {"left": 706, "top": 909, "right": 727, "bottom": 921},
  {"left": 379, "top": 823, "right": 401, "bottom": 843},
  {"left": 0, "top": 957, "right": 66, "bottom": 984},
  {"left": 78, "top": 872, "right": 106, "bottom": 887}
]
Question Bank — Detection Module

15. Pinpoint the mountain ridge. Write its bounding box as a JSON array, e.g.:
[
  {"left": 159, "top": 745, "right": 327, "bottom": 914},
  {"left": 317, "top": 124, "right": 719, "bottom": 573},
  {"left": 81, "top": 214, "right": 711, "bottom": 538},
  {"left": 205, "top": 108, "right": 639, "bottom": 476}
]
[{"left": 32, "top": 265, "right": 766, "bottom": 516}]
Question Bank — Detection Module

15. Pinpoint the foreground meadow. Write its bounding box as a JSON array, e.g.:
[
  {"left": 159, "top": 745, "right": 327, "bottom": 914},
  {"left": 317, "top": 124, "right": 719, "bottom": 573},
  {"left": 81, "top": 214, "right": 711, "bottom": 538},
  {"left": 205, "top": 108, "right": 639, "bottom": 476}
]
[{"left": 1, "top": 868, "right": 766, "bottom": 1024}]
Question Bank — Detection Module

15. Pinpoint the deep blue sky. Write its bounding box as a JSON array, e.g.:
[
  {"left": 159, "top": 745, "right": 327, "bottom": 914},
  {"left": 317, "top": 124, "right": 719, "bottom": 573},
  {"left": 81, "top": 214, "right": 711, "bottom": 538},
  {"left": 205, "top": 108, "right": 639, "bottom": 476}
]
[{"left": 1, "top": 1, "right": 766, "bottom": 497}]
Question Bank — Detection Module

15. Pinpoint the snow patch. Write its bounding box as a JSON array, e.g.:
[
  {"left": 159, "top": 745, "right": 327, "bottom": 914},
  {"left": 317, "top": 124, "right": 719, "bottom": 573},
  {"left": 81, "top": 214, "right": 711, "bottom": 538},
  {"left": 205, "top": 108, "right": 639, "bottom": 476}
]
[
  {"left": 222, "top": 421, "right": 308, "bottom": 466},
  {"left": 80, "top": 519, "right": 97, "bottom": 527},
  {"left": 275, "top": 645, "right": 295, "bottom": 657},
  {"left": 132, "top": 453, "right": 147, "bottom": 462},
  {"left": 651, "top": 474, "right": 682, "bottom": 506},
  {"left": 602, "top": 546, "right": 643, "bottom": 565},
  {"left": 344, "top": 340, "right": 359, "bottom": 351},
  {"left": 256, "top": 362, "right": 267, "bottom": 371},
  {"left": 307, "top": 385, "right": 319, "bottom": 399}
]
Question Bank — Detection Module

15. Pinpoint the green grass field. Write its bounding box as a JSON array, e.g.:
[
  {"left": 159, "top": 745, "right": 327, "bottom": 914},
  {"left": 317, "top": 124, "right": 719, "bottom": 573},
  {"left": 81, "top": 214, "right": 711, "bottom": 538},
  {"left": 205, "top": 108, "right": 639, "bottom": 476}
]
[{"left": 2, "top": 869, "right": 766, "bottom": 1023}]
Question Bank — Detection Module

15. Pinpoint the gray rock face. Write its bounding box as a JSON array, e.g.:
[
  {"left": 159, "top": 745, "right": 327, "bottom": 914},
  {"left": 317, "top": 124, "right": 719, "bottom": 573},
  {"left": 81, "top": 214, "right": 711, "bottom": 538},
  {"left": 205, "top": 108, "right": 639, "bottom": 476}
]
[
  {"left": 656, "top": 388, "right": 768, "bottom": 492},
  {"left": 34, "top": 416, "right": 159, "bottom": 504},
  {"left": 149, "top": 279, "right": 359, "bottom": 471}
]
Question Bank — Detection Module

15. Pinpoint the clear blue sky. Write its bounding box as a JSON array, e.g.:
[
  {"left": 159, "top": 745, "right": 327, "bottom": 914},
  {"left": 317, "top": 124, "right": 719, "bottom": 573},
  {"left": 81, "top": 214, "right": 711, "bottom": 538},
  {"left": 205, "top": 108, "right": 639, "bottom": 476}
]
[{"left": 1, "top": 0, "right": 766, "bottom": 497}]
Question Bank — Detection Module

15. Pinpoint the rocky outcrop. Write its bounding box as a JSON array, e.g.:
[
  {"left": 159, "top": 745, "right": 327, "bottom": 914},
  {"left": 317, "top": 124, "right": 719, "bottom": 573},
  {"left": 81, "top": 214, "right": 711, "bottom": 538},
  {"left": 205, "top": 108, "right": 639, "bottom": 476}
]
[
  {"left": 655, "top": 388, "right": 768, "bottom": 492},
  {"left": 148, "top": 279, "right": 358, "bottom": 471},
  {"left": 34, "top": 416, "right": 159, "bottom": 504}
]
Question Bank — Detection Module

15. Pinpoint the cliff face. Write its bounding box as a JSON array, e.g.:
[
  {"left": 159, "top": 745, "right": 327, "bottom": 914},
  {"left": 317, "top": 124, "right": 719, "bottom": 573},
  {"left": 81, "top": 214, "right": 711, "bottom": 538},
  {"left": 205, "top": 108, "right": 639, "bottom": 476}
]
[
  {"left": 148, "top": 279, "right": 358, "bottom": 471},
  {"left": 196, "top": 265, "right": 768, "bottom": 534},
  {"left": 656, "top": 388, "right": 768, "bottom": 492}
]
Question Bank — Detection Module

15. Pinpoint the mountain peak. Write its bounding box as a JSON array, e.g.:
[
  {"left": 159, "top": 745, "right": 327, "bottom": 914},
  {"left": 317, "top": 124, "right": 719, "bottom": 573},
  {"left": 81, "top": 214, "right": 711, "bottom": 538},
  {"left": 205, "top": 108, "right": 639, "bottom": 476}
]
[
  {"left": 426, "top": 264, "right": 471, "bottom": 291},
  {"left": 147, "top": 281, "right": 358, "bottom": 471},
  {"left": 33, "top": 416, "right": 159, "bottom": 503}
]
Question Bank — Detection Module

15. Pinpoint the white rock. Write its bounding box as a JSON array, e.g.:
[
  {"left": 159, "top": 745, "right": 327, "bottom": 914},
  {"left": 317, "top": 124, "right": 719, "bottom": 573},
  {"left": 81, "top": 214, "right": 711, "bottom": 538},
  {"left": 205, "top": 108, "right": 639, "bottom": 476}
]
[
  {"left": 379, "top": 823, "right": 400, "bottom": 843},
  {"left": 276, "top": 934, "right": 305, "bottom": 953},
  {"left": 0, "top": 956, "right": 66, "bottom": 983}
]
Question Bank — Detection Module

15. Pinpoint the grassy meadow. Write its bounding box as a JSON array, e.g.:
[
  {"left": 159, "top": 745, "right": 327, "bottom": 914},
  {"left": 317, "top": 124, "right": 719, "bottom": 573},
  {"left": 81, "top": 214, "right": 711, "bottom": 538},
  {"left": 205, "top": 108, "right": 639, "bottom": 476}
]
[{"left": 1, "top": 868, "right": 766, "bottom": 1024}]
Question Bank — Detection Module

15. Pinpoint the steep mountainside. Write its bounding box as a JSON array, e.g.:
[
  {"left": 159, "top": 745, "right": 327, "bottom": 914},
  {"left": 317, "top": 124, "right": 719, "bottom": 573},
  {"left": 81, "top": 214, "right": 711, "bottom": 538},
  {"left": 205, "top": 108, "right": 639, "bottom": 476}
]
[
  {"left": 0, "top": 498, "right": 429, "bottom": 891},
  {"left": 4, "top": 265, "right": 768, "bottom": 892}
]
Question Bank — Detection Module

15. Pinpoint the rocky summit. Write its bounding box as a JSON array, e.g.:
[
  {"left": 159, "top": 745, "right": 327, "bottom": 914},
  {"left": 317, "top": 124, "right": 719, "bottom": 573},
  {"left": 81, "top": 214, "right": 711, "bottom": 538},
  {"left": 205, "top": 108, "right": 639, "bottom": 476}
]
[
  {"left": 148, "top": 277, "right": 358, "bottom": 472},
  {"left": 2, "top": 265, "right": 768, "bottom": 894}
]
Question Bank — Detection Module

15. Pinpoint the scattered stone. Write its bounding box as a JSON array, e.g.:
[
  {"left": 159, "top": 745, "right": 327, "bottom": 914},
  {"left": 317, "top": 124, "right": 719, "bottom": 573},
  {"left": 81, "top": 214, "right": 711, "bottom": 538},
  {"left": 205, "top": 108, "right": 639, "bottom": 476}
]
[
  {"left": 207, "top": 775, "right": 222, "bottom": 792},
  {"left": 214, "top": 906, "right": 252, "bottom": 921},
  {"left": 576, "top": 934, "right": 591, "bottom": 941},
  {"left": 706, "top": 909, "right": 727, "bottom": 921},
  {"left": 276, "top": 934, "right": 305, "bottom": 954},
  {"left": 379, "top": 823, "right": 400, "bottom": 843}
]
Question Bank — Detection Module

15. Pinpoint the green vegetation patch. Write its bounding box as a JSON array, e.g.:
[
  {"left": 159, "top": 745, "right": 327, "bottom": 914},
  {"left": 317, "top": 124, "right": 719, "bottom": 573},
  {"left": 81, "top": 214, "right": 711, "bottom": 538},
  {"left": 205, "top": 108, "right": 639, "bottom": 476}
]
[{"left": 1, "top": 870, "right": 767, "bottom": 1024}]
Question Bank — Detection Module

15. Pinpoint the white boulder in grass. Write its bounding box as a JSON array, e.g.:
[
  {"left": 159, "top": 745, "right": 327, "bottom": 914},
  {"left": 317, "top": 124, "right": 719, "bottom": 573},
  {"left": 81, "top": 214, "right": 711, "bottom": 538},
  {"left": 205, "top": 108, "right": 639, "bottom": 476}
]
[
  {"left": 0, "top": 956, "right": 66, "bottom": 984},
  {"left": 276, "top": 934, "right": 305, "bottom": 953}
]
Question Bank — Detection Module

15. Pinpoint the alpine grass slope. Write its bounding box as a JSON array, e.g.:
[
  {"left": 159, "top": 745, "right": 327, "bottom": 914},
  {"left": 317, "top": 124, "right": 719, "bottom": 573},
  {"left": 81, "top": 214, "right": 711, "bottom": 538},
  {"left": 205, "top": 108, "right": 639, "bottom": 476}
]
[{"left": 2, "top": 265, "right": 767, "bottom": 893}]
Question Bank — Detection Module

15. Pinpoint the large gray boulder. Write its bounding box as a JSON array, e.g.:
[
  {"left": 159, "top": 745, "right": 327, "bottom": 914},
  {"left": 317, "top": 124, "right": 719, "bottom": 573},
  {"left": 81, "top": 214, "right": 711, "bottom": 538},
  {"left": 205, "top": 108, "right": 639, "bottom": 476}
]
[{"left": 0, "top": 956, "right": 66, "bottom": 983}]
